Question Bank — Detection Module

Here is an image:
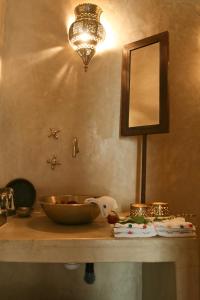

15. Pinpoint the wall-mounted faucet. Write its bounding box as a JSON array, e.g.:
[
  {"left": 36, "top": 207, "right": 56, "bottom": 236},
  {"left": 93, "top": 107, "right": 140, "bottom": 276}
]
[{"left": 72, "top": 137, "right": 79, "bottom": 158}]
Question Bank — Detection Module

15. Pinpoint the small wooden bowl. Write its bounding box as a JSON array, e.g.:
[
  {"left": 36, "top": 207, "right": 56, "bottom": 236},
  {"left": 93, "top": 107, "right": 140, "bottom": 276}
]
[{"left": 16, "top": 207, "right": 32, "bottom": 218}]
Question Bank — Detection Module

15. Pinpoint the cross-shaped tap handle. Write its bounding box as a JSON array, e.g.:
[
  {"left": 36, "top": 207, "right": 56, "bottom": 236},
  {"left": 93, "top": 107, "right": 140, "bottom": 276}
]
[
  {"left": 47, "top": 155, "right": 61, "bottom": 170},
  {"left": 48, "top": 128, "right": 60, "bottom": 139}
]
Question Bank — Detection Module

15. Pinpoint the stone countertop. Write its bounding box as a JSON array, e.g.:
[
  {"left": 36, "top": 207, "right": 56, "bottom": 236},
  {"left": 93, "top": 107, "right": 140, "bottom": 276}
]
[
  {"left": 0, "top": 212, "right": 199, "bottom": 264},
  {"left": 0, "top": 213, "right": 199, "bottom": 300},
  {"left": 0, "top": 212, "right": 113, "bottom": 241}
]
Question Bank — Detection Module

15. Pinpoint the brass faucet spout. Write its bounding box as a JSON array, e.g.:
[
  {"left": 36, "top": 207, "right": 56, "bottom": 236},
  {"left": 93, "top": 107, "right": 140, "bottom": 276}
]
[{"left": 72, "top": 137, "right": 79, "bottom": 158}]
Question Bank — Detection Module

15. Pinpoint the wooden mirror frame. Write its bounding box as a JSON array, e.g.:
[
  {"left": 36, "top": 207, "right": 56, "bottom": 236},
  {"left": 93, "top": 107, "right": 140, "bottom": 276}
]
[{"left": 120, "top": 31, "right": 169, "bottom": 136}]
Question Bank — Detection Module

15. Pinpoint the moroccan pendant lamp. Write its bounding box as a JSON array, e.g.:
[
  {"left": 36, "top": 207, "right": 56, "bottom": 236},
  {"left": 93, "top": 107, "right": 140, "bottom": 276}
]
[{"left": 69, "top": 3, "right": 105, "bottom": 71}]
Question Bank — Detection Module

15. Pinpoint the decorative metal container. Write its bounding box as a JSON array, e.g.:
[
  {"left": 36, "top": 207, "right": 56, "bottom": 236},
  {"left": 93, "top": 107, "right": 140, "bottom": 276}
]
[
  {"left": 0, "top": 187, "right": 15, "bottom": 215},
  {"left": 130, "top": 203, "right": 149, "bottom": 217},
  {"left": 150, "top": 202, "right": 169, "bottom": 217},
  {"left": 40, "top": 195, "right": 100, "bottom": 225}
]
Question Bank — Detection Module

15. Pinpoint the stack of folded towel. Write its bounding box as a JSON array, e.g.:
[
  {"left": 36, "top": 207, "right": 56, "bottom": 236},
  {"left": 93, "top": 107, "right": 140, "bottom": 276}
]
[
  {"left": 113, "top": 222, "right": 157, "bottom": 238},
  {"left": 154, "top": 217, "right": 196, "bottom": 237},
  {"left": 113, "top": 217, "right": 196, "bottom": 238}
]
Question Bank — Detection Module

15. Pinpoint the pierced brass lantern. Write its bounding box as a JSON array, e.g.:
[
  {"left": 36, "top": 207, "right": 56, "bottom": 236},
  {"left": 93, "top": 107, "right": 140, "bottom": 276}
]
[{"left": 69, "top": 3, "right": 105, "bottom": 71}]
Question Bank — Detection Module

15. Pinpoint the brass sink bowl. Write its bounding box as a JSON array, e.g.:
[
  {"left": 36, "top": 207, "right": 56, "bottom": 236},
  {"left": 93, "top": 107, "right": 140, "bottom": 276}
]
[{"left": 40, "top": 195, "right": 100, "bottom": 225}]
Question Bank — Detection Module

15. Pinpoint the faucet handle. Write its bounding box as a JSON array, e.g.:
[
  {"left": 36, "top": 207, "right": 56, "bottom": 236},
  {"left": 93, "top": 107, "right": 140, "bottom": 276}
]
[
  {"left": 47, "top": 154, "right": 61, "bottom": 170},
  {"left": 48, "top": 128, "right": 60, "bottom": 139}
]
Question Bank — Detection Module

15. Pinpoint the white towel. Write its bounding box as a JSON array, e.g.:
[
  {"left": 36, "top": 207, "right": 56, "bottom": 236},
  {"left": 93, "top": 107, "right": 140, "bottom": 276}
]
[
  {"left": 155, "top": 231, "right": 196, "bottom": 237},
  {"left": 113, "top": 223, "right": 157, "bottom": 238},
  {"left": 113, "top": 217, "right": 196, "bottom": 238},
  {"left": 85, "top": 196, "right": 118, "bottom": 217},
  {"left": 154, "top": 217, "right": 196, "bottom": 237}
]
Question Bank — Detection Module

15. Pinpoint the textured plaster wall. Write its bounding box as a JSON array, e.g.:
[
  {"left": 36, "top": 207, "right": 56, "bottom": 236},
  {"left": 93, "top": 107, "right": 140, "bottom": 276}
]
[
  {"left": 146, "top": 1, "right": 200, "bottom": 226},
  {"left": 0, "top": 0, "right": 200, "bottom": 300},
  {"left": 0, "top": 0, "right": 138, "bottom": 208},
  {"left": 0, "top": 0, "right": 6, "bottom": 82}
]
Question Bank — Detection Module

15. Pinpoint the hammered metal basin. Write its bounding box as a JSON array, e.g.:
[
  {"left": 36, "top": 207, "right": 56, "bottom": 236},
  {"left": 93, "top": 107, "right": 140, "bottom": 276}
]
[{"left": 40, "top": 195, "right": 100, "bottom": 225}]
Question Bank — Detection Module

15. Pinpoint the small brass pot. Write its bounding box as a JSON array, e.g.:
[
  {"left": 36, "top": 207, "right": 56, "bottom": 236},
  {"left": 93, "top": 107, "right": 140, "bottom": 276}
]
[
  {"left": 130, "top": 203, "right": 149, "bottom": 217},
  {"left": 150, "top": 202, "right": 169, "bottom": 217}
]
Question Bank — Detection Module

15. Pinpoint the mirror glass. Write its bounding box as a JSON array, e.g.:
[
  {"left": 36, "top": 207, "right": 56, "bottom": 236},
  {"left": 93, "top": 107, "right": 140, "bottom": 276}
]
[
  {"left": 129, "top": 43, "right": 160, "bottom": 127},
  {"left": 121, "top": 32, "right": 169, "bottom": 136}
]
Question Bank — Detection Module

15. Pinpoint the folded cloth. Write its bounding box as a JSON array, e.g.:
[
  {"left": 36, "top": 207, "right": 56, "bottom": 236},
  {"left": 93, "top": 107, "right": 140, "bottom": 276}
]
[
  {"left": 155, "top": 231, "right": 196, "bottom": 237},
  {"left": 113, "top": 223, "right": 157, "bottom": 238},
  {"left": 85, "top": 196, "right": 118, "bottom": 217},
  {"left": 154, "top": 217, "right": 196, "bottom": 237},
  {"left": 113, "top": 217, "right": 196, "bottom": 238}
]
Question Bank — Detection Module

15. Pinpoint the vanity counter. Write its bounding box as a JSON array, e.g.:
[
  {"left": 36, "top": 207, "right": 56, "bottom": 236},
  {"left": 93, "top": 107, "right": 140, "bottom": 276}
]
[
  {"left": 0, "top": 213, "right": 199, "bottom": 300},
  {"left": 0, "top": 212, "right": 198, "bottom": 263}
]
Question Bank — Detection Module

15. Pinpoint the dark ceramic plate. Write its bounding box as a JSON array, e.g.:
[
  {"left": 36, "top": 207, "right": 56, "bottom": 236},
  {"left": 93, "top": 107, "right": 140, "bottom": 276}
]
[{"left": 6, "top": 178, "right": 36, "bottom": 208}]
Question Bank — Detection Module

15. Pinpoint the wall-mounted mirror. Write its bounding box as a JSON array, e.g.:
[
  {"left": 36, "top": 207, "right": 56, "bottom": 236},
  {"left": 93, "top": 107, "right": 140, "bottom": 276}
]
[{"left": 121, "top": 32, "right": 169, "bottom": 136}]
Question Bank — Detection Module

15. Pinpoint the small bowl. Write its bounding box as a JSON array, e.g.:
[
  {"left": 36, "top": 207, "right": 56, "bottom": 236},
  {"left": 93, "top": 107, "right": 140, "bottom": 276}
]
[{"left": 16, "top": 207, "right": 32, "bottom": 218}]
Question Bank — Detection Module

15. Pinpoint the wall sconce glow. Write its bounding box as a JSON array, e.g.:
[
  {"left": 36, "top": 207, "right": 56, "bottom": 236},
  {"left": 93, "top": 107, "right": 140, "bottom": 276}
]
[
  {"left": 68, "top": 3, "right": 106, "bottom": 72},
  {"left": 96, "top": 17, "right": 117, "bottom": 53}
]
